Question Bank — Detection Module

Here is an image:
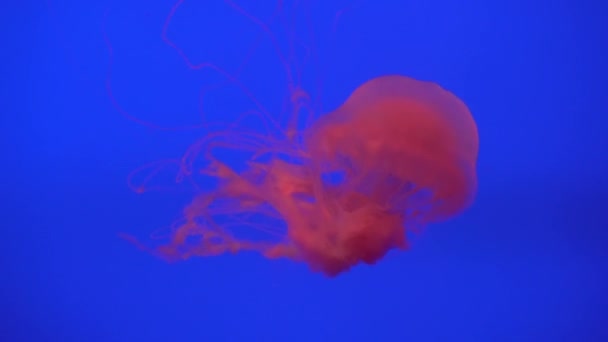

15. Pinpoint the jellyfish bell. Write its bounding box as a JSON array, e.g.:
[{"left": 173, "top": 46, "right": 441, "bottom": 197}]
[{"left": 305, "top": 74, "right": 479, "bottom": 223}]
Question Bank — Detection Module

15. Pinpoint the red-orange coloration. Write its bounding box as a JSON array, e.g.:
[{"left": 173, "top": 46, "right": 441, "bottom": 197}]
[
  {"left": 112, "top": 1, "right": 478, "bottom": 277},
  {"left": 142, "top": 75, "right": 478, "bottom": 277}
]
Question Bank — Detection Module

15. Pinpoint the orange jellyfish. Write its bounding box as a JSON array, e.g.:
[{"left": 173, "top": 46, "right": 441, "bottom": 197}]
[{"left": 135, "top": 74, "right": 478, "bottom": 277}]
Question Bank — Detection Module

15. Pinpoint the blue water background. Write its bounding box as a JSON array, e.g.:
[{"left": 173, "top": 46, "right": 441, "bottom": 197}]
[{"left": 3, "top": 0, "right": 607, "bottom": 340}]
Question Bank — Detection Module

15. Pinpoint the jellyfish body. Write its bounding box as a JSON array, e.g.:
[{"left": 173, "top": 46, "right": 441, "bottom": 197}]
[
  {"left": 307, "top": 75, "right": 479, "bottom": 221},
  {"left": 145, "top": 75, "right": 478, "bottom": 277}
]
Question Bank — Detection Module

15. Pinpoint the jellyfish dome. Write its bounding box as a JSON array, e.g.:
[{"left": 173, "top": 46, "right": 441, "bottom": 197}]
[{"left": 306, "top": 74, "right": 479, "bottom": 222}]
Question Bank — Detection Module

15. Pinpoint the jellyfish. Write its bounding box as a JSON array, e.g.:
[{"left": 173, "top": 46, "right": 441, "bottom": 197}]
[{"left": 131, "top": 74, "right": 478, "bottom": 277}]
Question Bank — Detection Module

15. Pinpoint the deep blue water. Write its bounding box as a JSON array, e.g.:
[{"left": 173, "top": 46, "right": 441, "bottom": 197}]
[{"left": 3, "top": 0, "right": 607, "bottom": 341}]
